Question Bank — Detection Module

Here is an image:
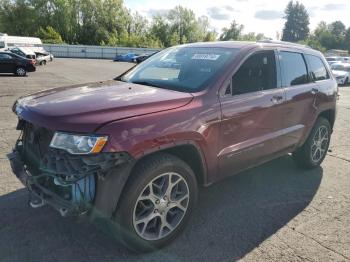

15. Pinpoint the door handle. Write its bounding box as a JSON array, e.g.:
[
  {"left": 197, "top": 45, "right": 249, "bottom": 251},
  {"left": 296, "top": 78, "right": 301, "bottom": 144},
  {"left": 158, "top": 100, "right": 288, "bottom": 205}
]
[
  {"left": 311, "top": 88, "right": 319, "bottom": 95},
  {"left": 271, "top": 95, "right": 283, "bottom": 104}
]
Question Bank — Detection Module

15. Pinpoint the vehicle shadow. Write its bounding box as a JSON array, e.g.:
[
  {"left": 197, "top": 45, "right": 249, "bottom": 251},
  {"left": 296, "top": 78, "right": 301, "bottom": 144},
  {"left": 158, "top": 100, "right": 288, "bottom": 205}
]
[
  {"left": 0, "top": 74, "right": 26, "bottom": 77},
  {"left": 0, "top": 155, "right": 322, "bottom": 262}
]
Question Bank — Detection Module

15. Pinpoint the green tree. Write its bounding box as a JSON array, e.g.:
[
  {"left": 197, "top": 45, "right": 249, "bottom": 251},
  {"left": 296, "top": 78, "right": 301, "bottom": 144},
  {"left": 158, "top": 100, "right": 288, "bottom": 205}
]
[
  {"left": 167, "top": 6, "right": 203, "bottom": 44},
  {"left": 37, "top": 26, "right": 64, "bottom": 44},
  {"left": 329, "top": 21, "right": 346, "bottom": 49},
  {"left": 282, "top": 1, "right": 310, "bottom": 42},
  {"left": 204, "top": 31, "right": 218, "bottom": 42},
  {"left": 298, "top": 37, "right": 326, "bottom": 53},
  {"left": 0, "top": 0, "right": 37, "bottom": 36},
  {"left": 150, "top": 15, "right": 171, "bottom": 47},
  {"left": 219, "top": 20, "right": 244, "bottom": 41},
  {"left": 345, "top": 28, "right": 350, "bottom": 53},
  {"left": 239, "top": 32, "right": 266, "bottom": 41}
]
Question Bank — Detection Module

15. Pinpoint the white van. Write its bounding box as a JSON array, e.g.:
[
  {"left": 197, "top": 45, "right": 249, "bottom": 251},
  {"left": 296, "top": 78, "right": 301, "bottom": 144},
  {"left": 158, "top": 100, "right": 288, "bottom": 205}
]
[{"left": 0, "top": 34, "right": 46, "bottom": 53}]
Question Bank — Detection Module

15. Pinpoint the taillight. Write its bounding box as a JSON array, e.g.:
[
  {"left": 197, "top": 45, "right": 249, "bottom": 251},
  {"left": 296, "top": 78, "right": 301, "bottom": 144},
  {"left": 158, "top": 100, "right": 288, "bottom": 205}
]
[{"left": 30, "top": 59, "right": 35, "bottom": 65}]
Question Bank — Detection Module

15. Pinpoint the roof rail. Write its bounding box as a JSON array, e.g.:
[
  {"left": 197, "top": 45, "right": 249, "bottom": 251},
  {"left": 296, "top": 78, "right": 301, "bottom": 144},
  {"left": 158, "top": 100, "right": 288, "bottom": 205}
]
[{"left": 257, "top": 39, "right": 311, "bottom": 49}]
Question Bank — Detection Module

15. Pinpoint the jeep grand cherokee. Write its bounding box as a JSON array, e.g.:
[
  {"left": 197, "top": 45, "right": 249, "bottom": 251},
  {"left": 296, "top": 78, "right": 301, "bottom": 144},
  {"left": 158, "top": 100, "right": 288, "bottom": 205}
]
[{"left": 8, "top": 41, "right": 337, "bottom": 252}]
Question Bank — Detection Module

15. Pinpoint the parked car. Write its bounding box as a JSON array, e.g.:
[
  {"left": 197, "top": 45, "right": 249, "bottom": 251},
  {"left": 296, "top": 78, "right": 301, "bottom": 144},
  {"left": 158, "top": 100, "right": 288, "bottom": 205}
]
[
  {"left": 134, "top": 52, "right": 158, "bottom": 63},
  {"left": 9, "top": 47, "right": 36, "bottom": 60},
  {"left": 35, "top": 52, "right": 53, "bottom": 65},
  {"left": 326, "top": 56, "right": 344, "bottom": 66},
  {"left": 331, "top": 62, "right": 350, "bottom": 85},
  {"left": 343, "top": 57, "right": 350, "bottom": 63},
  {"left": 113, "top": 53, "right": 138, "bottom": 62},
  {"left": 0, "top": 51, "right": 36, "bottom": 76},
  {"left": 8, "top": 41, "right": 337, "bottom": 252}
]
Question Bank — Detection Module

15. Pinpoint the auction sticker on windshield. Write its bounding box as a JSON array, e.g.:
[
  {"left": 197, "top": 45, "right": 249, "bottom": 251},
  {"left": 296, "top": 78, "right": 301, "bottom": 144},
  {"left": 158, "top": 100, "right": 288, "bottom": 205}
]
[{"left": 191, "top": 54, "right": 221, "bottom": 60}]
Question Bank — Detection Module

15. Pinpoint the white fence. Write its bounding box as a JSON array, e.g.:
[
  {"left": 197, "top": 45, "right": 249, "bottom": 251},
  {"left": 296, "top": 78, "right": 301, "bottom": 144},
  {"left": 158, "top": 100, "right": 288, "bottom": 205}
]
[{"left": 42, "top": 44, "right": 161, "bottom": 59}]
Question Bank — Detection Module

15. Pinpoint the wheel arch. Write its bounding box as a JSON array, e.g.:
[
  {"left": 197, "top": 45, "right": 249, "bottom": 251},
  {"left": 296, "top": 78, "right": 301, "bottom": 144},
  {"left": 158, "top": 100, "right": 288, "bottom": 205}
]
[
  {"left": 139, "top": 143, "right": 208, "bottom": 187},
  {"left": 92, "top": 142, "right": 208, "bottom": 220},
  {"left": 319, "top": 109, "right": 336, "bottom": 130}
]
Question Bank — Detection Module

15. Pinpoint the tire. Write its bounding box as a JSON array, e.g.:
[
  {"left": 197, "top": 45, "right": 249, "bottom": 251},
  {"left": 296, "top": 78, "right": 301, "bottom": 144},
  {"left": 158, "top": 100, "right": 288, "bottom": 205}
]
[
  {"left": 40, "top": 60, "right": 47, "bottom": 66},
  {"left": 346, "top": 77, "right": 349, "bottom": 86},
  {"left": 293, "top": 117, "right": 331, "bottom": 169},
  {"left": 15, "top": 67, "right": 27, "bottom": 77},
  {"left": 114, "top": 153, "right": 198, "bottom": 252}
]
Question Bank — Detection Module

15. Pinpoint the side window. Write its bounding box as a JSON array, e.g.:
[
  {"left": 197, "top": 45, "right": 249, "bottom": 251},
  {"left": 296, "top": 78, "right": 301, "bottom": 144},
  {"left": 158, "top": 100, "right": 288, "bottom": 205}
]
[
  {"left": 280, "top": 51, "right": 308, "bottom": 86},
  {"left": 232, "top": 51, "right": 277, "bottom": 95},
  {"left": 306, "top": 55, "right": 329, "bottom": 81},
  {"left": 0, "top": 54, "right": 12, "bottom": 60}
]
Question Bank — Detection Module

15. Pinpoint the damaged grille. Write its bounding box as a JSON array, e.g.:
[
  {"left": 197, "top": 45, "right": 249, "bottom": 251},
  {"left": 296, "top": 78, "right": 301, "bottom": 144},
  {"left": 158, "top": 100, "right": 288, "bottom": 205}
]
[{"left": 40, "top": 149, "right": 130, "bottom": 183}]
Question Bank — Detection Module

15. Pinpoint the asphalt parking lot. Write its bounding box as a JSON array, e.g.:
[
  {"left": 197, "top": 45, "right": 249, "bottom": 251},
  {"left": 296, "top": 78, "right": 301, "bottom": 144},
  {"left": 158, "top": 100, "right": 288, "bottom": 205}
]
[{"left": 0, "top": 58, "right": 350, "bottom": 262}]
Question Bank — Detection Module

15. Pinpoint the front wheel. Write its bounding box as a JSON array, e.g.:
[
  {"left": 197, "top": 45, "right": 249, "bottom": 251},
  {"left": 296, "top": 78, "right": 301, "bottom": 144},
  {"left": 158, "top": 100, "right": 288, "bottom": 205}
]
[
  {"left": 115, "top": 153, "right": 198, "bottom": 252},
  {"left": 293, "top": 117, "right": 331, "bottom": 169}
]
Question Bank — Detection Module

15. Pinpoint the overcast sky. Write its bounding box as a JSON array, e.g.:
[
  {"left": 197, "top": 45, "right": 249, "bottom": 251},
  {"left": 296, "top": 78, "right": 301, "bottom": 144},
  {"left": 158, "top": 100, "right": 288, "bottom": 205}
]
[{"left": 124, "top": 0, "right": 350, "bottom": 39}]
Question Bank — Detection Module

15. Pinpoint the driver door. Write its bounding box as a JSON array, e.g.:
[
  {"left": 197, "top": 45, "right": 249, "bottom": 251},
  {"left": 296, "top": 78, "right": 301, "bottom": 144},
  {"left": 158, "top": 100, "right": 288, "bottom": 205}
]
[
  {"left": 0, "top": 53, "right": 15, "bottom": 73},
  {"left": 218, "top": 49, "right": 286, "bottom": 178}
]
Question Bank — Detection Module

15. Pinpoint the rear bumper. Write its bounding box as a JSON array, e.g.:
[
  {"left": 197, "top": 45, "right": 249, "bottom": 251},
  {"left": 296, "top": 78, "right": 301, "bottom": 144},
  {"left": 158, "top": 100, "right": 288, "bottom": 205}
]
[{"left": 26, "top": 65, "right": 36, "bottom": 72}]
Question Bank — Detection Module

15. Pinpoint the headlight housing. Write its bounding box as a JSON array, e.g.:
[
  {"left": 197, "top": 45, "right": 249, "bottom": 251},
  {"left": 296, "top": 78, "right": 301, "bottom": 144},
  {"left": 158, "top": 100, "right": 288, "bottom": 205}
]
[{"left": 50, "top": 132, "right": 108, "bottom": 155}]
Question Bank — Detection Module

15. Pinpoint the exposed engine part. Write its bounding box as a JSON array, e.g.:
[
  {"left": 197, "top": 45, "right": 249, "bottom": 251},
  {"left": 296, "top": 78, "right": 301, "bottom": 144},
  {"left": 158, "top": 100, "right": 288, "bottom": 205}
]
[{"left": 40, "top": 149, "right": 131, "bottom": 183}]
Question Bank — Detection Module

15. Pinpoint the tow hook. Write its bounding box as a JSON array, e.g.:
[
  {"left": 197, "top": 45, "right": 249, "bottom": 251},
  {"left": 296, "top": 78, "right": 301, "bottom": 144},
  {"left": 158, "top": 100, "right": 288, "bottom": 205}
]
[{"left": 28, "top": 194, "right": 45, "bottom": 208}]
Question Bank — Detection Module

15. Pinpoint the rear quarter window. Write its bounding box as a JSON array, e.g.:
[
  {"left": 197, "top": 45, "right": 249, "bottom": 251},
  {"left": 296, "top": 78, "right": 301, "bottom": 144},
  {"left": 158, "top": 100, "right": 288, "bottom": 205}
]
[
  {"left": 280, "top": 51, "right": 309, "bottom": 87},
  {"left": 306, "top": 55, "right": 329, "bottom": 81}
]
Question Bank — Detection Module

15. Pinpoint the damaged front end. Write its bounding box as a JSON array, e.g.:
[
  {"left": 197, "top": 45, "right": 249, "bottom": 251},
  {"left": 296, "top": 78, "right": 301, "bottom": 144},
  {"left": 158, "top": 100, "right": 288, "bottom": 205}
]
[{"left": 7, "top": 120, "right": 132, "bottom": 217}]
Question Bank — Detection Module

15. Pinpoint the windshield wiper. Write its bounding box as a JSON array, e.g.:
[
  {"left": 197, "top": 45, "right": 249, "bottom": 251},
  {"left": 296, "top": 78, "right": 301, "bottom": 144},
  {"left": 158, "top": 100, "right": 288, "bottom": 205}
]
[{"left": 130, "top": 80, "right": 164, "bottom": 89}]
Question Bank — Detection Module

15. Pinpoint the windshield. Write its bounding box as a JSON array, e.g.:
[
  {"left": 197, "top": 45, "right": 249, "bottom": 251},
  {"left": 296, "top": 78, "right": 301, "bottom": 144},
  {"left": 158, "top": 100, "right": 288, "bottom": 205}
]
[
  {"left": 120, "top": 46, "right": 239, "bottom": 92},
  {"left": 0, "top": 41, "right": 5, "bottom": 49},
  {"left": 331, "top": 64, "right": 350, "bottom": 72}
]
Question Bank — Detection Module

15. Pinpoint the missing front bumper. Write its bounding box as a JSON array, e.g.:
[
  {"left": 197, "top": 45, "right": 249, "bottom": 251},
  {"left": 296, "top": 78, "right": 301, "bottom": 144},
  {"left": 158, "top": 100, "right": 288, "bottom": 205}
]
[
  {"left": 7, "top": 146, "right": 132, "bottom": 217},
  {"left": 7, "top": 149, "right": 92, "bottom": 216}
]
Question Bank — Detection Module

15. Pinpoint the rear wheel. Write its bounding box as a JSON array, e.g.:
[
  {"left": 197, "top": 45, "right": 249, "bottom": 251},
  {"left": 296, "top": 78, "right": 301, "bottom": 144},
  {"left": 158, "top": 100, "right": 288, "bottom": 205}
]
[
  {"left": 293, "top": 117, "right": 331, "bottom": 169},
  {"left": 115, "top": 153, "right": 198, "bottom": 252},
  {"left": 15, "top": 67, "right": 26, "bottom": 76},
  {"left": 40, "top": 60, "right": 47, "bottom": 66}
]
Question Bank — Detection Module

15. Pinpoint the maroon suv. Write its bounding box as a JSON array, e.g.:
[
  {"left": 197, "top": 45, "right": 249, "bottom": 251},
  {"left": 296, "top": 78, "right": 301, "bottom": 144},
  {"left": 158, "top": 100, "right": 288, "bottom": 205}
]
[{"left": 8, "top": 41, "right": 337, "bottom": 252}]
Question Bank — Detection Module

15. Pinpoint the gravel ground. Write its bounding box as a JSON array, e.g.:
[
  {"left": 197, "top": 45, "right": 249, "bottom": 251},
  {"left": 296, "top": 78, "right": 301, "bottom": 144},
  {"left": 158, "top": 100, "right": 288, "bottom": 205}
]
[{"left": 0, "top": 58, "right": 349, "bottom": 262}]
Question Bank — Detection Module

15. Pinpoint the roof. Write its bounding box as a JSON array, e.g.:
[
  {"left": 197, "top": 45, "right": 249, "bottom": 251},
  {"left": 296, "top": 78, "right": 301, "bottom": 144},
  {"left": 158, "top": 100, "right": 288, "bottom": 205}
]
[
  {"left": 181, "top": 41, "right": 255, "bottom": 49},
  {"left": 181, "top": 40, "right": 317, "bottom": 53}
]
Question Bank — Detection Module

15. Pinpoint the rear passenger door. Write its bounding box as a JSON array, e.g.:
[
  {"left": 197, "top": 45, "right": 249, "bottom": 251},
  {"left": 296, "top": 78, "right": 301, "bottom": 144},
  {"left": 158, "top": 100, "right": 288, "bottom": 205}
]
[
  {"left": 278, "top": 50, "right": 318, "bottom": 149},
  {"left": 304, "top": 54, "right": 332, "bottom": 110},
  {"left": 218, "top": 50, "right": 285, "bottom": 178}
]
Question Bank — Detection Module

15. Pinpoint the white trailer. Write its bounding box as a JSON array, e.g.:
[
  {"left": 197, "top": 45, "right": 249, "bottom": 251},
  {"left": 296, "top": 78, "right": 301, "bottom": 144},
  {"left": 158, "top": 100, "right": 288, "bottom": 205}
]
[{"left": 0, "top": 34, "right": 46, "bottom": 53}]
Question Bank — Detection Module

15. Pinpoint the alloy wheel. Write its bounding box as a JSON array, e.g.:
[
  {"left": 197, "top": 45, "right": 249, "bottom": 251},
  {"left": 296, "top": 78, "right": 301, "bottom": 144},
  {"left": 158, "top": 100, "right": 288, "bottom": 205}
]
[
  {"left": 133, "top": 172, "right": 190, "bottom": 241},
  {"left": 16, "top": 68, "right": 26, "bottom": 76},
  {"left": 311, "top": 125, "right": 329, "bottom": 163}
]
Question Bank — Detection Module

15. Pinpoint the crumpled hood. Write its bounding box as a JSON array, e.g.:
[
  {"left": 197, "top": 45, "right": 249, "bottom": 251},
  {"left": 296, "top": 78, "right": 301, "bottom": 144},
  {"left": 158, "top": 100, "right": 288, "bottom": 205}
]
[
  {"left": 15, "top": 80, "right": 193, "bottom": 132},
  {"left": 332, "top": 70, "right": 348, "bottom": 77}
]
